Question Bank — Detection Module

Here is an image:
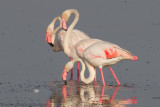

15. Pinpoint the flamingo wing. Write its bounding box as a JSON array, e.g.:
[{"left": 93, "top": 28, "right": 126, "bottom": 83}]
[{"left": 83, "top": 41, "right": 135, "bottom": 67}]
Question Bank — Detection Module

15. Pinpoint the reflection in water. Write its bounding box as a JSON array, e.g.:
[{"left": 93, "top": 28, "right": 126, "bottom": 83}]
[{"left": 46, "top": 81, "right": 137, "bottom": 107}]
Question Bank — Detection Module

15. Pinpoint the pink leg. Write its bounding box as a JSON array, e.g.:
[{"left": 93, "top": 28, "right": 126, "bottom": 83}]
[
  {"left": 110, "top": 87, "right": 119, "bottom": 103},
  {"left": 62, "top": 85, "right": 67, "bottom": 102},
  {"left": 70, "top": 87, "right": 73, "bottom": 95},
  {"left": 109, "top": 67, "right": 120, "bottom": 86},
  {"left": 70, "top": 81, "right": 73, "bottom": 95},
  {"left": 76, "top": 87, "right": 80, "bottom": 95},
  {"left": 125, "top": 97, "right": 137, "bottom": 104},
  {"left": 99, "top": 68, "right": 105, "bottom": 86},
  {"left": 94, "top": 67, "right": 96, "bottom": 82},
  {"left": 77, "top": 62, "right": 79, "bottom": 82},
  {"left": 94, "top": 86, "right": 96, "bottom": 93},
  {"left": 99, "top": 86, "right": 105, "bottom": 103},
  {"left": 70, "top": 58, "right": 73, "bottom": 81}
]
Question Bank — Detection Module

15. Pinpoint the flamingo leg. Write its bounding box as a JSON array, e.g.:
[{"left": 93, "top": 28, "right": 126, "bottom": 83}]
[
  {"left": 109, "top": 67, "right": 120, "bottom": 86},
  {"left": 99, "top": 86, "right": 105, "bottom": 103},
  {"left": 62, "top": 85, "right": 67, "bottom": 102},
  {"left": 99, "top": 68, "right": 105, "bottom": 86},
  {"left": 94, "top": 67, "right": 96, "bottom": 82},
  {"left": 70, "top": 58, "right": 73, "bottom": 81},
  {"left": 94, "top": 86, "right": 96, "bottom": 94},
  {"left": 110, "top": 87, "right": 120, "bottom": 103},
  {"left": 77, "top": 62, "right": 79, "bottom": 82},
  {"left": 70, "top": 81, "right": 73, "bottom": 95}
]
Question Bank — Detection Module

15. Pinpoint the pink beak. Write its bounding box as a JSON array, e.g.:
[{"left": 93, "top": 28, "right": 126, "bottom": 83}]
[
  {"left": 62, "top": 19, "right": 67, "bottom": 30},
  {"left": 61, "top": 68, "right": 67, "bottom": 85},
  {"left": 62, "top": 68, "right": 67, "bottom": 80},
  {"left": 46, "top": 32, "right": 52, "bottom": 43}
]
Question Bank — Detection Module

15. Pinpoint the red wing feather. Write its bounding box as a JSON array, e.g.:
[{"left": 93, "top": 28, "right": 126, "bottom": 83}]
[{"left": 104, "top": 48, "right": 119, "bottom": 59}]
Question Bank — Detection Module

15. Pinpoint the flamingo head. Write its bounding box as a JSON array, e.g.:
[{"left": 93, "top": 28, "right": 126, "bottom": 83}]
[
  {"left": 61, "top": 9, "right": 73, "bottom": 30},
  {"left": 61, "top": 60, "right": 75, "bottom": 84},
  {"left": 46, "top": 17, "right": 62, "bottom": 47},
  {"left": 46, "top": 28, "right": 54, "bottom": 47}
]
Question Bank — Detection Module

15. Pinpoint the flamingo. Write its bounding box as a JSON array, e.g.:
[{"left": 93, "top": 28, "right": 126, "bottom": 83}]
[
  {"left": 83, "top": 41, "right": 138, "bottom": 86},
  {"left": 46, "top": 14, "right": 90, "bottom": 81},
  {"left": 61, "top": 9, "right": 138, "bottom": 86},
  {"left": 61, "top": 9, "right": 103, "bottom": 85},
  {"left": 46, "top": 16, "right": 62, "bottom": 51},
  {"left": 62, "top": 45, "right": 137, "bottom": 86},
  {"left": 62, "top": 58, "right": 95, "bottom": 85}
]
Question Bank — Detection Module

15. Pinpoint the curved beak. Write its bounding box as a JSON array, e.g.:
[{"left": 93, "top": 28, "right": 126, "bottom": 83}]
[
  {"left": 48, "top": 43, "right": 54, "bottom": 47},
  {"left": 62, "top": 68, "right": 68, "bottom": 85},
  {"left": 46, "top": 32, "right": 52, "bottom": 43},
  {"left": 46, "top": 32, "right": 54, "bottom": 47},
  {"left": 62, "top": 19, "right": 67, "bottom": 31}
]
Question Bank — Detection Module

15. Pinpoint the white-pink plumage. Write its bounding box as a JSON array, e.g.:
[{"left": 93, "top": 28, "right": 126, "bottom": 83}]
[
  {"left": 61, "top": 9, "right": 138, "bottom": 86},
  {"left": 82, "top": 41, "right": 137, "bottom": 86},
  {"left": 83, "top": 41, "right": 137, "bottom": 67},
  {"left": 46, "top": 16, "right": 90, "bottom": 81}
]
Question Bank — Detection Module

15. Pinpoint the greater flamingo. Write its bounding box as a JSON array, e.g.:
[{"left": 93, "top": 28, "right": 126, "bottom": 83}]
[
  {"left": 46, "top": 13, "right": 90, "bottom": 81},
  {"left": 62, "top": 43, "right": 137, "bottom": 86},
  {"left": 62, "top": 58, "right": 95, "bottom": 85},
  {"left": 46, "top": 16, "right": 62, "bottom": 51},
  {"left": 61, "top": 9, "right": 103, "bottom": 84},
  {"left": 61, "top": 9, "right": 138, "bottom": 86},
  {"left": 83, "top": 41, "right": 138, "bottom": 86},
  {"left": 60, "top": 9, "right": 127, "bottom": 84}
]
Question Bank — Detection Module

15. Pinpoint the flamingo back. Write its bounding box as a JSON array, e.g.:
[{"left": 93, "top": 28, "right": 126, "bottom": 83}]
[
  {"left": 83, "top": 41, "right": 135, "bottom": 67},
  {"left": 75, "top": 39, "right": 102, "bottom": 58}
]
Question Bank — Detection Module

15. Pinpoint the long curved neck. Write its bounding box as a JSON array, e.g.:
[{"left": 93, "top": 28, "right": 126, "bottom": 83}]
[
  {"left": 63, "top": 10, "right": 79, "bottom": 56},
  {"left": 50, "top": 17, "right": 61, "bottom": 46},
  {"left": 71, "top": 58, "right": 95, "bottom": 84},
  {"left": 53, "top": 17, "right": 62, "bottom": 34},
  {"left": 48, "top": 17, "right": 60, "bottom": 31},
  {"left": 80, "top": 61, "right": 95, "bottom": 84},
  {"left": 51, "top": 26, "right": 61, "bottom": 45},
  {"left": 54, "top": 26, "right": 61, "bottom": 34}
]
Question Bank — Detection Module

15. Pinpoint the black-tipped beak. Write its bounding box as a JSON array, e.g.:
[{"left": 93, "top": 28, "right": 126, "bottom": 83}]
[
  {"left": 48, "top": 43, "right": 54, "bottom": 47},
  {"left": 64, "top": 80, "right": 67, "bottom": 85},
  {"left": 64, "top": 28, "right": 67, "bottom": 31}
]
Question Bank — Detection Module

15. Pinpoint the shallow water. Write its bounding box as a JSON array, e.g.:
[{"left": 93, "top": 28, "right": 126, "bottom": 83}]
[{"left": 1, "top": 80, "right": 159, "bottom": 107}]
